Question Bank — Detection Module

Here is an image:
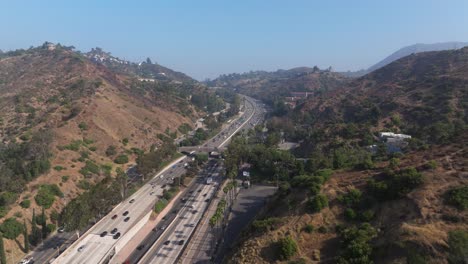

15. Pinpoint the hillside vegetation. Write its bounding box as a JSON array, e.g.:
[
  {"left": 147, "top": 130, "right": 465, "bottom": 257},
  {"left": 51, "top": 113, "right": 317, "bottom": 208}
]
[
  {"left": 0, "top": 43, "right": 215, "bottom": 262},
  {"left": 223, "top": 48, "right": 468, "bottom": 264}
]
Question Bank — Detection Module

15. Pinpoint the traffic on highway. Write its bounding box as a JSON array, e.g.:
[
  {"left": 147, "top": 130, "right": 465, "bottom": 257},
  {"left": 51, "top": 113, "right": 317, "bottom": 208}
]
[{"left": 45, "top": 95, "right": 264, "bottom": 264}]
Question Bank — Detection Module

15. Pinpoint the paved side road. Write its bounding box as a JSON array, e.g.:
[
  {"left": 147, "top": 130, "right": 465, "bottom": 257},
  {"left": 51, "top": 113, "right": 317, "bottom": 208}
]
[{"left": 214, "top": 184, "right": 277, "bottom": 263}]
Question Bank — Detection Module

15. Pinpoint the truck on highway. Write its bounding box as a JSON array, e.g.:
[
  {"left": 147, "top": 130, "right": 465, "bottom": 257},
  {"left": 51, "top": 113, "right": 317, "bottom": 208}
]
[{"left": 206, "top": 177, "right": 213, "bottom": 185}]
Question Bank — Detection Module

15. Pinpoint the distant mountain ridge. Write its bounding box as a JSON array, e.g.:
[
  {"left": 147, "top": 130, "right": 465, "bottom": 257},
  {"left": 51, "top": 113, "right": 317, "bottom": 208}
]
[{"left": 341, "top": 41, "right": 468, "bottom": 77}]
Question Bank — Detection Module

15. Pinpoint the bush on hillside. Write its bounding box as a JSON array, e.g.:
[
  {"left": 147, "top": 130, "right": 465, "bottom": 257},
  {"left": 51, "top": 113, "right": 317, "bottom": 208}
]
[
  {"left": 278, "top": 236, "right": 298, "bottom": 260},
  {"left": 445, "top": 185, "right": 468, "bottom": 210}
]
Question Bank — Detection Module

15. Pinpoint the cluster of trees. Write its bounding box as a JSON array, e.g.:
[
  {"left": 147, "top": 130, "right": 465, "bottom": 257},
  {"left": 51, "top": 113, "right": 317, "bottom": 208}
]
[
  {"left": 209, "top": 199, "right": 226, "bottom": 228},
  {"left": 60, "top": 176, "right": 123, "bottom": 231},
  {"left": 367, "top": 167, "right": 424, "bottom": 201},
  {"left": 34, "top": 184, "right": 63, "bottom": 209},
  {"left": 278, "top": 236, "right": 298, "bottom": 260},
  {"left": 336, "top": 223, "right": 377, "bottom": 264},
  {"left": 0, "top": 130, "right": 53, "bottom": 218},
  {"left": 445, "top": 185, "right": 468, "bottom": 210},
  {"left": 179, "top": 128, "right": 210, "bottom": 146},
  {"left": 136, "top": 140, "right": 177, "bottom": 177},
  {"left": 191, "top": 93, "right": 225, "bottom": 113}
]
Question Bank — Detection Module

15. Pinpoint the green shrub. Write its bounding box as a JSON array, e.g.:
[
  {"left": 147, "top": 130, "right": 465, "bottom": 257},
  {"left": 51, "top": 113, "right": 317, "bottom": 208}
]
[
  {"left": 154, "top": 199, "right": 168, "bottom": 213},
  {"left": 122, "top": 138, "right": 129, "bottom": 146},
  {"left": 79, "top": 160, "right": 100, "bottom": 177},
  {"left": 77, "top": 180, "right": 91, "bottom": 190},
  {"left": 278, "top": 236, "right": 298, "bottom": 260},
  {"left": 54, "top": 165, "right": 66, "bottom": 171},
  {"left": 318, "top": 226, "right": 328, "bottom": 233},
  {"left": 46, "top": 223, "right": 56, "bottom": 233},
  {"left": 114, "top": 154, "right": 129, "bottom": 164},
  {"left": 83, "top": 138, "right": 94, "bottom": 145},
  {"left": 20, "top": 199, "right": 31, "bottom": 209},
  {"left": 446, "top": 185, "right": 468, "bottom": 210},
  {"left": 105, "top": 145, "right": 117, "bottom": 156},
  {"left": 1, "top": 217, "right": 23, "bottom": 239},
  {"left": 78, "top": 122, "right": 88, "bottom": 131},
  {"left": 252, "top": 218, "right": 282, "bottom": 232},
  {"left": 61, "top": 175, "right": 69, "bottom": 182},
  {"left": 344, "top": 208, "right": 357, "bottom": 221},
  {"left": 63, "top": 140, "right": 82, "bottom": 151},
  {"left": 309, "top": 194, "right": 328, "bottom": 213},
  {"left": 447, "top": 230, "right": 468, "bottom": 264},
  {"left": 0, "top": 192, "right": 18, "bottom": 207},
  {"left": 88, "top": 146, "right": 97, "bottom": 152},
  {"left": 34, "top": 184, "right": 63, "bottom": 209},
  {"left": 303, "top": 224, "right": 314, "bottom": 233},
  {"left": 338, "top": 189, "right": 362, "bottom": 207},
  {"left": 359, "top": 209, "right": 375, "bottom": 222}
]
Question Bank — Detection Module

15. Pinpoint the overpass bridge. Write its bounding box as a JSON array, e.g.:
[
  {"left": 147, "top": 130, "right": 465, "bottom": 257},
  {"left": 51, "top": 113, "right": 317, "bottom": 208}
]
[{"left": 178, "top": 146, "right": 226, "bottom": 154}]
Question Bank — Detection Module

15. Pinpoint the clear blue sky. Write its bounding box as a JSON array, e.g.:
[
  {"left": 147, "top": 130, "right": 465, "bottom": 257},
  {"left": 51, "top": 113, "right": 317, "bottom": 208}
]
[{"left": 1, "top": 0, "right": 467, "bottom": 80}]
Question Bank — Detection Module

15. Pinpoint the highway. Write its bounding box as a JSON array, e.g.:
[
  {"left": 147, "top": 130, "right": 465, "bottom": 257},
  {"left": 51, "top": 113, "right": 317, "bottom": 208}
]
[
  {"left": 130, "top": 96, "right": 265, "bottom": 264},
  {"left": 53, "top": 158, "right": 189, "bottom": 264},
  {"left": 137, "top": 161, "right": 223, "bottom": 264},
  {"left": 51, "top": 95, "right": 263, "bottom": 264}
]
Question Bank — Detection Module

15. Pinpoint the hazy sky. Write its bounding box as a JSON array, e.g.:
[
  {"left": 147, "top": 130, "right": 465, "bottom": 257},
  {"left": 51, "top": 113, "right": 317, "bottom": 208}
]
[{"left": 1, "top": 0, "right": 467, "bottom": 80}]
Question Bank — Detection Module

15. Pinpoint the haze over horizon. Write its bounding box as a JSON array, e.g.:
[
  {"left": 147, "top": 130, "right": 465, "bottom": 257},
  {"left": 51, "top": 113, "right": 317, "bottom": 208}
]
[{"left": 1, "top": 0, "right": 468, "bottom": 80}]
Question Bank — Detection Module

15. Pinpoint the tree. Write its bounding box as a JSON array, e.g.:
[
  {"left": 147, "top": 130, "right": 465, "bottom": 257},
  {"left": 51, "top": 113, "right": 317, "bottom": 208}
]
[
  {"left": 309, "top": 194, "right": 328, "bottom": 213},
  {"left": 41, "top": 207, "right": 47, "bottom": 239},
  {"left": 116, "top": 167, "right": 128, "bottom": 200},
  {"left": 23, "top": 220, "right": 29, "bottom": 252},
  {"left": 0, "top": 233, "right": 6, "bottom": 264},
  {"left": 278, "top": 236, "right": 298, "bottom": 260}
]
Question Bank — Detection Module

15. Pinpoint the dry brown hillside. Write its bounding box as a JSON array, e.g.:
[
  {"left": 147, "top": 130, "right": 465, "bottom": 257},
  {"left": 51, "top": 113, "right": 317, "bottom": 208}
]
[
  {"left": 0, "top": 44, "right": 204, "bottom": 262},
  {"left": 228, "top": 138, "right": 467, "bottom": 264}
]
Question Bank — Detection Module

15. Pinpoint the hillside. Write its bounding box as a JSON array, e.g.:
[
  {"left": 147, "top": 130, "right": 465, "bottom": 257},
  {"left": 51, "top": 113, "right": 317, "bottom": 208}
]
[
  {"left": 222, "top": 48, "right": 468, "bottom": 264},
  {"left": 0, "top": 43, "right": 210, "bottom": 262},
  {"left": 85, "top": 47, "right": 195, "bottom": 83},
  {"left": 341, "top": 42, "right": 468, "bottom": 77},
  {"left": 206, "top": 67, "right": 349, "bottom": 104}
]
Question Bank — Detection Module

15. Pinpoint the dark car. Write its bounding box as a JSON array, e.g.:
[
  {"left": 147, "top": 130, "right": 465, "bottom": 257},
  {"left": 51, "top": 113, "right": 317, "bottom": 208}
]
[
  {"left": 164, "top": 240, "right": 170, "bottom": 245},
  {"left": 113, "top": 232, "right": 121, "bottom": 239},
  {"left": 111, "top": 228, "right": 118, "bottom": 234},
  {"left": 137, "top": 244, "right": 145, "bottom": 250},
  {"left": 197, "top": 189, "right": 202, "bottom": 193},
  {"left": 178, "top": 240, "right": 185, "bottom": 245},
  {"left": 192, "top": 210, "right": 198, "bottom": 214},
  {"left": 123, "top": 211, "right": 129, "bottom": 216},
  {"left": 129, "top": 199, "right": 135, "bottom": 203},
  {"left": 100, "top": 231, "right": 108, "bottom": 237},
  {"left": 111, "top": 214, "right": 118, "bottom": 220},
  {"left": 205, "top": 199, "right": 210, "bottom": 202},
  {"left": 124, "top": 217, "right": 130, "bottom": 222}
]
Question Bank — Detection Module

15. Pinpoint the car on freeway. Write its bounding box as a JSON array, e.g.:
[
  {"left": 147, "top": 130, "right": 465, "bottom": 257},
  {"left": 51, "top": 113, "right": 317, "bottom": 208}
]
[
  {"left": 161, "top": 225, "right": 168, "bottom": 230},
  {"left": 77, "top": 245, "right": 86, "bottom": 252},
  {"left": 113, "top": 232, "right": 121, "bottom": 239},
  {"left": 123, "top": 211, "right": 129, "bottom": 216},
  {"left": 164, "top": 240, "right": 170, "bottom": 245},
  {"left": 178, "top": 240, "right": 185, "bottom": 245},
  {"left": 197, "top": 189, "right": 202, "bottom": 193},
  {"left": 111, "top": 214, "right": 118, "bottom": 220},
  {"left": 137, "top": 244, "right": 145, "bottom": 250},
  {"left": 203, "top": 193, "right": 207, "bottom": 197},
  {"left": 124, "top": 217, "right": 130, "bottom": 222},
  {"left": 100, "top": 231, "right": 108, "bottom": 237},
  {"left": 205, "top": 199, "right": 210, "bottom": 202},
  {"left": 150, "top": 191, "right": 154, "bottom": 195},
  {"left": 172, "top": 165, "right": 176, "bottom": 168},
  {"left": 111, "top": 228, "right": 118, "bottom": 234},
  {"left": 192, "top": 210, "right": 198, "bottom": 214},
  {"left": 129, "top": 199, "right": 135, "bottom": 203}
]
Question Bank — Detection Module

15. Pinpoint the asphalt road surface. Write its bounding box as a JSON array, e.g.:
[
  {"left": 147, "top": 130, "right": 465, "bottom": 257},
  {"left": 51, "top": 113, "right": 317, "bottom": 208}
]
[
  {"left": 53, "top": 158, "right": 188, "bottom": 264},
  {"left": 215, "top": 185, "right": 277, "bottom": 263},
  {"left": 138, "top": 161, "right": 223, "bottom": 264},
  {"left": 48, "top": 95, "right": 263, "bottom": 264}
]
